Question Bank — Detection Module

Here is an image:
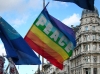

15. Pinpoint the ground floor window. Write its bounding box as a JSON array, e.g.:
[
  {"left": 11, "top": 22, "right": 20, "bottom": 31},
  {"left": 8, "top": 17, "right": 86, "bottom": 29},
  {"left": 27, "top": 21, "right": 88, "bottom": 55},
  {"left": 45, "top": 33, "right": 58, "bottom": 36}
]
[
  {"left": 93, "top": 68, "right": 97, "bottom": 74},
  {"left": 84, "top": 68, "right": 91, "bottom": 74}
]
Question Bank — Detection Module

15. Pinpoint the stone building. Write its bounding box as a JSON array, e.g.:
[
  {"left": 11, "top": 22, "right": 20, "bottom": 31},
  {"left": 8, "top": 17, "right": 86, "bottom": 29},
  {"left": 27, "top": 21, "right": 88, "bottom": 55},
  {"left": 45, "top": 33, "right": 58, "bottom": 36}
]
[
  {"left": 70, "top": 7, "right": 100, "bottom": 74},
  {"left": 42, "top": 7, "right": 100, "bottom": 74}
]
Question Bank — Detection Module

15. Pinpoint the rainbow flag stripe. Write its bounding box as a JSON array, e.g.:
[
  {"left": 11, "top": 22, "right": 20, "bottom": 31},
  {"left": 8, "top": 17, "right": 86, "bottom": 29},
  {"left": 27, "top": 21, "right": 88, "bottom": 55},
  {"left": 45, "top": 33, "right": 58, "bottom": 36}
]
[{"left": 25, "top": 8, "right": 76, "bottom": 69}]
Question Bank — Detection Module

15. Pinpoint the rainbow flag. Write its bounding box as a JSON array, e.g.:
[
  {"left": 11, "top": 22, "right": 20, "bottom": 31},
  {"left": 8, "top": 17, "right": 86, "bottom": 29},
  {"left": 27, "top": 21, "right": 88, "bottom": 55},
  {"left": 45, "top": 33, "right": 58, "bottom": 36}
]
[{"left": 24, "top": 8, "right": 76, "bottom": 69}]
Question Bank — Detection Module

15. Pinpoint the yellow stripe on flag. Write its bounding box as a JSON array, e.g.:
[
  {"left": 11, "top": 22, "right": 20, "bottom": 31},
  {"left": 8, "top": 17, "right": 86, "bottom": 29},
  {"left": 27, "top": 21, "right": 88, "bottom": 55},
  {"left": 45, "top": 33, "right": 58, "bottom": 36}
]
[{"left": 31, "top": 26, "right": 69, "bottom": 60}]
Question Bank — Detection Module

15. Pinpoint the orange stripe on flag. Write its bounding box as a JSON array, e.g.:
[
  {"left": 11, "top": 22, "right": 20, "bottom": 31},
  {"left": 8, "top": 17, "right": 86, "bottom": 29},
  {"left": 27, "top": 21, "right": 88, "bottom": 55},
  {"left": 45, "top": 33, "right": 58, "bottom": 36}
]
[
  {"left": 25, "top": 36, "right": 63, "bottom": 69},
  {"left": 27, "top": 31, "right": 64, "bottom": 64}
]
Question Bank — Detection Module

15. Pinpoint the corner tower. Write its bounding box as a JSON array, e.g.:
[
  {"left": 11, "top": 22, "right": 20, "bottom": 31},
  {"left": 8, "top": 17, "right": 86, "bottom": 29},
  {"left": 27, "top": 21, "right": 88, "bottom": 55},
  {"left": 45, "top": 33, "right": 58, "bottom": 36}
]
[{"left": 70, "top": 7, "right": 100, "bottom": 74}]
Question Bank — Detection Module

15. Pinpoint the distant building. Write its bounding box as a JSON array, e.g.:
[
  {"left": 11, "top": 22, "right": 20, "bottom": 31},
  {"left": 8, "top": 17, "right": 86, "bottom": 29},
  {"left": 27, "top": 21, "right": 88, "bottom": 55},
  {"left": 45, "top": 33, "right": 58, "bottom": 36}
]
[
  {"left": 0, "top": 56, "right": 5, "bottom": 74},
  {"left": 42, "top": 7, "right": 100, "bottom": 74}
]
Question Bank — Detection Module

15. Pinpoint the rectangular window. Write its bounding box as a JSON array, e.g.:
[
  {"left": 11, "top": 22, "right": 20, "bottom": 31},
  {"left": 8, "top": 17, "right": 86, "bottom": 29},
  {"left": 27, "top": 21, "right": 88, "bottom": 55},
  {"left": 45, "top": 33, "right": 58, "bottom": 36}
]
[
  {"left": 85, "top": 26, "right": 88, "bottom": 31},
  {"left": 86, "top": 45, "right": 88, "bottom": 51},
  {"left": 99, "top": 45, "right": 100, "bottom": 49},
  {"left": 99, "top": 35, "right": 100, "bottom": 41},
  {"left": 93, "top": 35, "right": 96, "bottom": 40},
  {"left": 84, "top": 56, "right": 90, "bottom": 63},
  {"left": 92, "top": 26, "right": 95, "bottom": 31},
  {"left": 84, "top": 45, "right": 89, "bottom": 51},
  {"left": 86, "top": 35, "right": 88, "bottom": 41},
  {"left": 93, "top": 68, "right": 97, "bottom": 74},
  {"left": 84, "top": 68, "right": 91, "bottom": 74},
  {"left": 84, "top": 35, "right": 89, "bottom": 41},
  {"left": 93, "top": 56, "right": 97, "bottom": 63},
  {"left": 93, "top": 44, "right": 96, "bottom": 50},
  {"left": 87, "top": 35, "right": 89, "bottom": 41}
]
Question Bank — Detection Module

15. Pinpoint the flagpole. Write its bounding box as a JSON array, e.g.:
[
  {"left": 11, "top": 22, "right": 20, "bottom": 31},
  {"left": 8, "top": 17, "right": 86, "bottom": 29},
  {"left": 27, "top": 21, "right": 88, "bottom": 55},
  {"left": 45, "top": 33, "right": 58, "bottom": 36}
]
[
  {"left": 38, "top": 1, "right": 45, "bottom": 74},
  {"left": 37, "top": 1, "right": 50, "bottom": 74},
  {"left": 38, "top": 55, "right": 40, "bottom": 74},
  {"left": 42, "top": 0, "right": 45, "bottom": 73}
]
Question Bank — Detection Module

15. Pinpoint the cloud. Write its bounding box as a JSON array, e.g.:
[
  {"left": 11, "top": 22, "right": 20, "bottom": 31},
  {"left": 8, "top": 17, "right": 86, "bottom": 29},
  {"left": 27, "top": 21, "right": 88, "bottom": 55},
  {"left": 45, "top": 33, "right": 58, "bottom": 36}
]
[
  {"left": 28, "top": 0, "right": 42, "bottom": 10},
  {"left": 49, "top": 1, "right": 68, "bottom": 8},
  {"left": 8, "top": 15, "right": 29, "bottom": 27},
  {"left": 62, "top": 13, "right": 80, "bottom": 27},
  {"left": 0, "top": 0, "right": 21, "bottom": 11},
  {"left": 0, "top": 43, "right": 6, "bottom": 56},
  {"left": 0, "top": 0, "right": 43, "bottom": 27},
  {"left": 0, "top": 0, "right": 42, "bottom": 13}
]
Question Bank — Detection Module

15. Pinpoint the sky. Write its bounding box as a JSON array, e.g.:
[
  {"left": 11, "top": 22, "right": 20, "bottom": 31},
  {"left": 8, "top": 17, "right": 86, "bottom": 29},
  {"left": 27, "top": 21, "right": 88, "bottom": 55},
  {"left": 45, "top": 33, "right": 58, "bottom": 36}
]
[{"left": 0, "top": 0, "right": 100, "bottom": 74}]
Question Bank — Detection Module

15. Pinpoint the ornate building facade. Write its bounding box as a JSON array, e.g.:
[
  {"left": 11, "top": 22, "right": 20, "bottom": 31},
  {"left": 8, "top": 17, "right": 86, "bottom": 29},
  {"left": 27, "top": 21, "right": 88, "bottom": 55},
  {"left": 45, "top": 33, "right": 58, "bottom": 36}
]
[
  {"left": 42, "top": 7, "right": 100, "bottom": 74},
  {"left": 70, "top": 7, "right": 100, "bottom": 74}
]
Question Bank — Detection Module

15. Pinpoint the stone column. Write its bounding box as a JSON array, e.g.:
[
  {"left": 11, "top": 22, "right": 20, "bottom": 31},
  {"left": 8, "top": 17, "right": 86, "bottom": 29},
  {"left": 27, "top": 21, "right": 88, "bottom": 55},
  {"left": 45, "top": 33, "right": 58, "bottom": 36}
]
[
  {"left": 97, "top": 56, "right": 99, "bottom": 63},
  {"left": 90, "top": 43, "right": 93, "bottom": 51},
  {"left": 81, "top": 35, "right": 83, "bottom": 42},
  {"left": 0, "top": 56, "right": 5, "bottom": 74},
  {"left": 97, "top": 68, "right": 100, "bottom": 74},
  {"left": 81, "top": 44, "right": 83, "bottom": 52},
  {"left": 91, "top": 55, "right": 93, "bottom": 63},
  {"left": 96, "top": 43, "right": 98, "bottom": 51},
  {"left": 91, "top": 67, "right": 93, "bottom": 74},
  {"left": 73, "top": 70, "right": 75, "bottom": 74},
  {"left": 81, "top": 68, "right": 83, "bottom": 74}
]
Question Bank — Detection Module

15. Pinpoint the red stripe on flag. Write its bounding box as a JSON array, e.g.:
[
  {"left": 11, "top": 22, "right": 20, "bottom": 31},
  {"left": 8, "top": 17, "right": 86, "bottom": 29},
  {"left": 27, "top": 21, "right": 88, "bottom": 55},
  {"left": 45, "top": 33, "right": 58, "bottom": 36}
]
[
  {"left": 26, "top": 31, "right": 64, "bottom": 63},
  {"left": 25, "top": 37, "right": 63, "bottom": 69}
]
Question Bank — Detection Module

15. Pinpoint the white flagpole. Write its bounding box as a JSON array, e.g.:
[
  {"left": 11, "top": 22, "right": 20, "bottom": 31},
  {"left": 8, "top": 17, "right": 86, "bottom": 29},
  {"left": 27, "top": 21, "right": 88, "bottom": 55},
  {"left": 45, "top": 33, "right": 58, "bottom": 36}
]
[
  {"left": 38, "top": 0, "right": 45, "bottom": 73},
  {"left": 41, "top": 0, "right": 45, "bottom": 73}
]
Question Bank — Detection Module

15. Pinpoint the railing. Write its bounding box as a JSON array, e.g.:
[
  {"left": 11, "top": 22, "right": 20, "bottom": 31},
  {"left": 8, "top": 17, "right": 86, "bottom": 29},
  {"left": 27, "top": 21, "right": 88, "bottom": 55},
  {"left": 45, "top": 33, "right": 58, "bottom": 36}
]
[
  {"left": 76, "top": 30, "right": 100, "bottom": 38},
  {"left": 76, "top": 39, "right": 100, "bottom": 48},
  {"left": 70, "top": 50, "right": 100, "bottom": 60}
]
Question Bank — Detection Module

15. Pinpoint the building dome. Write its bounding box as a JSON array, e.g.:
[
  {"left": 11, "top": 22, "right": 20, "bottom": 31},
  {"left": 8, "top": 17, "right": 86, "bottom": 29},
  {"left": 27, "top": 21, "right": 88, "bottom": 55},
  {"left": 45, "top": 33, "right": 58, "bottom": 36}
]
[{"left": 82, "top": 7, "right": 99, "bottom": 16}]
